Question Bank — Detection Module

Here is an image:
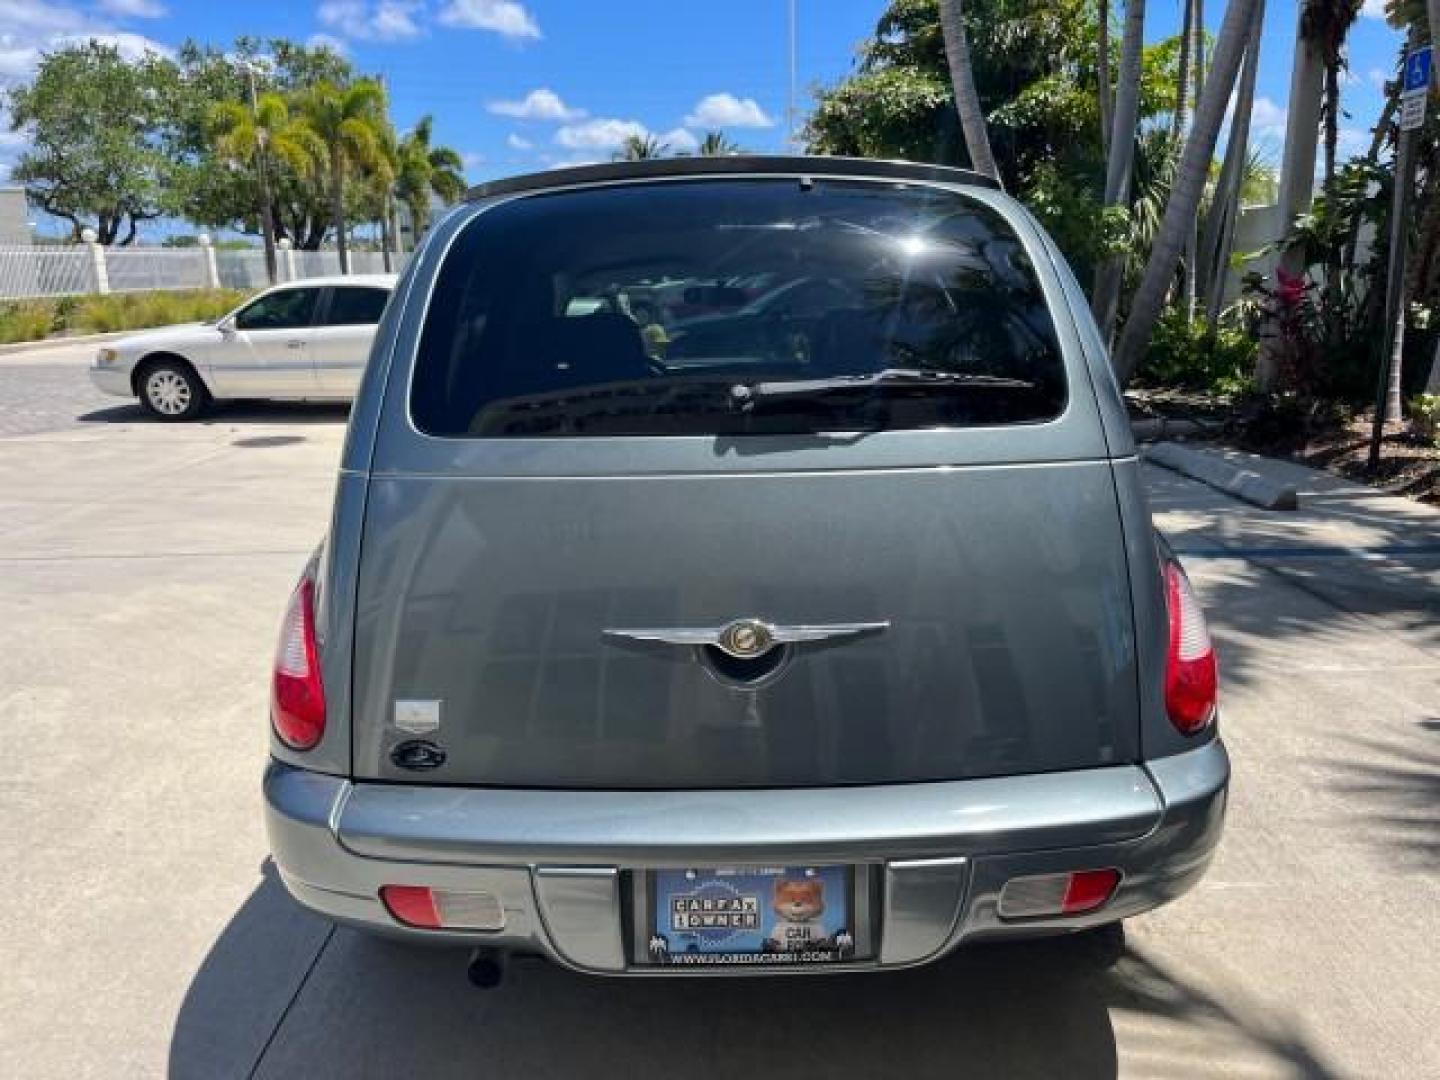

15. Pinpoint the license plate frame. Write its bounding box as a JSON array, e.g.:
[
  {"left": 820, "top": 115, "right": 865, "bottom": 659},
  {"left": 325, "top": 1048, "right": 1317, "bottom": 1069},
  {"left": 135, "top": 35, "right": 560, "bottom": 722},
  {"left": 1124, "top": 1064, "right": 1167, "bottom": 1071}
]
[{"left": 633, "top": 864, "right": 874, "bottom": 967}]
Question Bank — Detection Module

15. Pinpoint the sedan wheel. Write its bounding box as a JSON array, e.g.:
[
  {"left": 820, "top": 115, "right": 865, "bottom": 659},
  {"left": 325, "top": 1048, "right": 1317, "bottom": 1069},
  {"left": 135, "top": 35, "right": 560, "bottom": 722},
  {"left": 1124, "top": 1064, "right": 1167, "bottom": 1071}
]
[{"left": 139, "top": 362, "right": 207, "bottom": 421}]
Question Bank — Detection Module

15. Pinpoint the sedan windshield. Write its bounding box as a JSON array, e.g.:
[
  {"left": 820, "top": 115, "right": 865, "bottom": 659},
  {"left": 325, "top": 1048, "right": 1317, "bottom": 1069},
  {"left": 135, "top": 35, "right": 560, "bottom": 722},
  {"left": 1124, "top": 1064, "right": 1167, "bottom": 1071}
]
[{"left": 411, "top": 178, "right": 1068, "bottom": 437}]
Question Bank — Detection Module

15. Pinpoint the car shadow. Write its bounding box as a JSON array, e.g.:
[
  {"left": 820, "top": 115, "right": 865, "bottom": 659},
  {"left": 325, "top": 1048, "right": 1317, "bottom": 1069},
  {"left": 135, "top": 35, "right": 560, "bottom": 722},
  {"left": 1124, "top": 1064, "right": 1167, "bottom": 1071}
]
[
  {"left": 168, "top": 865, "right": 1345, "bottom": 1080},
  {"left": 77, "top": 400, "right": 351, "bottom": 425},
  {"left": 170, "top": 864, "right": 1120, "bottom": 1080}
]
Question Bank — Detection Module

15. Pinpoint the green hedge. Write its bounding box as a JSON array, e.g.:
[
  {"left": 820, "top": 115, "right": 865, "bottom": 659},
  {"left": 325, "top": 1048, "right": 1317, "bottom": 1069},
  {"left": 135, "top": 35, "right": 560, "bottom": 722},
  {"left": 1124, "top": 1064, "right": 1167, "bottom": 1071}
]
[{"left": 0, "top": 289, "right": 251, "bottom": 346}]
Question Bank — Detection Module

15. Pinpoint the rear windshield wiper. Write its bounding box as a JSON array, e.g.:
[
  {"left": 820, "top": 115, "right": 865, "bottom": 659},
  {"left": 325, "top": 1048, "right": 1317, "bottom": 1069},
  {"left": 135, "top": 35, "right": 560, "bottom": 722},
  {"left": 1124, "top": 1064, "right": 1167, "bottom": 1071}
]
[{"left": 729, "top": 368, "right": 1035, "bottom": 408}]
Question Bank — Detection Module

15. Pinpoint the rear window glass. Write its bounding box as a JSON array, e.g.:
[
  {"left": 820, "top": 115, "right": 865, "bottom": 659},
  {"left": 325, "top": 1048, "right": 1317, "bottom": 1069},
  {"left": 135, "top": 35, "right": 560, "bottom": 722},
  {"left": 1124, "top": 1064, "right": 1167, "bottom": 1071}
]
[
  {"left": 323, "top": 286, "right": 389, "bottom": 326},
  {"left": 411, "top": 179, "right": 1067, "bottom": 437}
]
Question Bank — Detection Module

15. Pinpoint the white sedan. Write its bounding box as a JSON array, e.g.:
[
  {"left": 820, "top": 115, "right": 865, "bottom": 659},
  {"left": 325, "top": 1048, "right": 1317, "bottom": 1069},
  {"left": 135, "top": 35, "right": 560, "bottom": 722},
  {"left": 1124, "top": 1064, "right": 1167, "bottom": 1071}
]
[{"left": 89, "top": 274, "right": 396, "bottom": 420}]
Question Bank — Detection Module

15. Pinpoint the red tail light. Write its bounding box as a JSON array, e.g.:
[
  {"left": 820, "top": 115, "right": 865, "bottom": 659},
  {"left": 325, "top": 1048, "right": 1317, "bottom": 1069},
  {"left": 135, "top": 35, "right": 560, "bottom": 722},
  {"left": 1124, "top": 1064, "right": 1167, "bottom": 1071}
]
[
  {"left": 271, "top": 574, "right": 326, "bottom": 750},
  {"left": 1163, "top": 560, "right": 1217, "bottom": 734}
]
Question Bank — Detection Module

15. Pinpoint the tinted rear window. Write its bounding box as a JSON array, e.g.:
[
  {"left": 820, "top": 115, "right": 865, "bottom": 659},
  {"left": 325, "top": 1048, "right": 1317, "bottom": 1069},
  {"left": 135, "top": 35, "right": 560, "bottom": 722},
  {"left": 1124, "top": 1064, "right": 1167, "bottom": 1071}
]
[
  {"left": 323, "top": 286, "right": 389, "bottom": 326},
  {"left": 412, "top": 179, "right": 1066, "bottom": 437}
]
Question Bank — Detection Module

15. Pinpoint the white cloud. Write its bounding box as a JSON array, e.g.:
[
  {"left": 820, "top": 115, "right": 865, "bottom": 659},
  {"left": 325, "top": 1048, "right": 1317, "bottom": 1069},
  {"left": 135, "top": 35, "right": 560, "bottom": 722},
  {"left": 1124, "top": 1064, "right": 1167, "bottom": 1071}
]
[
  {"left": 97, "top": 0, "right": 167, "bottom": 17},
  {"left": 438, "top": 0, "right": 540, "bottom": 40},
  {"left": 0, "top": 39, "right": 41, "bottom": 78},
  {"left": 506, "top": 132, "right": 533, "bottom": 150},
  {"left": 49, "top": 29, "right": 170, "bottom": 61},
  {"left": 317, "top": 0, "right": 422, "bottom": 42},
  {"left": 661, "top": 127, "right": 699, "bottom": 152},
  {"left": 1368, "top": 67, "right": 1390, "bottom": 91},
  {"left": 306, "top": 31, "right": 350, "bottom": 55},
  {"left": 461, "top": 151, "right": 484, "bottom": 169},
  {"left": 0, "top": 2, "right": 89, "bottom": 35},
  {"left": 1360, "top": 0, "right": 1386, "bottom": 17},
  {"left": 555, "top": 117, "right": 648, "bottom": 151},
  {"left": 487, "top": 87, "right": 585, "bottom": 121},
  {"left": 684, "top": 92, "right": 775, "bottom": 130},
  {"left": 1249, "top": 95, "right": 1288, "bottom": 139}
]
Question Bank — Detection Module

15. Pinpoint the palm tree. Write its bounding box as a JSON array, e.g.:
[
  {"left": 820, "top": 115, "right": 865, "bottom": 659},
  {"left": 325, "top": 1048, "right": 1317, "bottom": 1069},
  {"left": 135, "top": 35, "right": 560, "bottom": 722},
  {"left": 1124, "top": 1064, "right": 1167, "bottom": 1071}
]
[
  {"left": 394, "top": 115, "right": 465, "bottom": 253},
  {"left": 1097, "top": 0, "right": 1112, "bottom": 157},
  {"left": 209, "top": 92, "right": 324, "bottom": 284},
  {"left": 1305, "top": 0, "right": 1364, "bottom": 198},
  {"left": 1199, "top": 0, "right": 1267, "bottom": 326},
  {"left": 697, "top": 130, "right": 742, "bottom": 156},
  {"left": 1172, "top": 0, "right": 1196, "bottom": 145},
  {"left": 937, "top": 0, "right": 999, "bottom": 181},
  {"left": 1090, "top": 0, "right": 1148, "bottom": 337},
  {"left": 295, "top": 78, "right": 390, "bottom": 274},
  {"left": 614, "top": 134, "right": 669, "bottom": 161},
  {"left": 1259, "top": 3, "right": 1326, "bottom": 388},
  {"left": 1112, "top": 0, "right": 1262, "bottom": 382}
]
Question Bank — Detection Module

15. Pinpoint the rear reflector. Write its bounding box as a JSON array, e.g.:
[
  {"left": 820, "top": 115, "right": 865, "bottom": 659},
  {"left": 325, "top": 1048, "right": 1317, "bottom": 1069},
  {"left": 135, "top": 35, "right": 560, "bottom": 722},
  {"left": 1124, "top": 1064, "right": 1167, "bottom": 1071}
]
[
  {"left": 380, "top": 885, "right": 506, "bottom": 931},
  {"left": 997, "top": 869, "right": 1121, "bottom": 919}
]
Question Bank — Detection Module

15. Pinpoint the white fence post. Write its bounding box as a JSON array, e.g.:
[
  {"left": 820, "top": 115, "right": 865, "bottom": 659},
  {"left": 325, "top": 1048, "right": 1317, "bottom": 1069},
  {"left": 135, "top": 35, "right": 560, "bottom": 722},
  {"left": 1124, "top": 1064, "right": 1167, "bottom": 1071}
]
[
  {"left": 198, "top": 234, "right": 220, "bottom": 289},
  {"left": 278, "top": 237, "right": 295, "bottom": 282},
  {"left": 82, "top": 228, "right": 109, "bottom": 295}
]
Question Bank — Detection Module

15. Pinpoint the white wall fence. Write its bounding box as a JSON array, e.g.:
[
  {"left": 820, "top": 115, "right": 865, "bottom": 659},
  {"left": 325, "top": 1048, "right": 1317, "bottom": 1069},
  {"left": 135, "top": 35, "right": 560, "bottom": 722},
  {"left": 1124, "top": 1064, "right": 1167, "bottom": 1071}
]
[{"left": 0, "top": 236, "right": 401, "bottom": 301}]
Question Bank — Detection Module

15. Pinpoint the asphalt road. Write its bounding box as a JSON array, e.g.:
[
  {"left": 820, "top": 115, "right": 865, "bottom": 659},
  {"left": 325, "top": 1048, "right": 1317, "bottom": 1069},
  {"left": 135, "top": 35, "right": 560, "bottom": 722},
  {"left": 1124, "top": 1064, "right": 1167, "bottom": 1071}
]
[{"left": 1, "top": 341, "right": 1438, "bottom": 1078}]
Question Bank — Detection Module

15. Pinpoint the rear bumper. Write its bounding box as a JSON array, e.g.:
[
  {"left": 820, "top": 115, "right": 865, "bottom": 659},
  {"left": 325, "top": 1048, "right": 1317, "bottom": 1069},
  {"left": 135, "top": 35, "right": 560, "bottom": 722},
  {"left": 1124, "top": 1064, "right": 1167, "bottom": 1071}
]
[{"left": 264, "top": 738, "right": 1227, "bottom": 973}]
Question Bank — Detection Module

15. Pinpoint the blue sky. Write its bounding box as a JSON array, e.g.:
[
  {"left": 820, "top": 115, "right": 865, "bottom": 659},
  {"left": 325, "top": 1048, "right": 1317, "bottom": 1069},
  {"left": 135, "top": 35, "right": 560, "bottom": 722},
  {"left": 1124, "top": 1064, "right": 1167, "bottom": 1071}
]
[{"left": 0, "top": 0, "right": 1411, "bottom": 234}]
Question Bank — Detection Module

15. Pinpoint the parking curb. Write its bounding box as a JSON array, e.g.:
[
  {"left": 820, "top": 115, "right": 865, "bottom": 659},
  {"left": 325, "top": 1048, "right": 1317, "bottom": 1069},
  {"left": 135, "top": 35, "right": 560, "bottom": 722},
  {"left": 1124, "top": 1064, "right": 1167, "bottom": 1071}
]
[{"left": 1144, "top": 441, "right": 1300, "bottom": 511}]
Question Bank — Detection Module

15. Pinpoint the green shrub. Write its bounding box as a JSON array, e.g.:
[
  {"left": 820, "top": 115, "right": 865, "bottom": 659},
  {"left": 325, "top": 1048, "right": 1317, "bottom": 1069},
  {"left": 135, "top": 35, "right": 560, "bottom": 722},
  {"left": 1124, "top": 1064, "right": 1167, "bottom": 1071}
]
[
  {"left": 0, "top": 301, "right": 58, "bottom": 344},
  {"left": 1412, "top": 394, "right": 1440, "bottom": 444},
  {"left": 1134, "top": 308, "right": 1257, "bottom": 395},
  {"left": 0, "top": 289, "right": 250, "bottom": 345}
]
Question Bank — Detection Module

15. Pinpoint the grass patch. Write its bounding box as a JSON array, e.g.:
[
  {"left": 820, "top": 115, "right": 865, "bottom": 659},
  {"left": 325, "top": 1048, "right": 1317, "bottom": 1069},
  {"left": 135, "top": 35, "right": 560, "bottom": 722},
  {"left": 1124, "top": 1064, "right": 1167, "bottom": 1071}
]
[{"left": 0, "top": 289, "right": 251, "bottom": 345}]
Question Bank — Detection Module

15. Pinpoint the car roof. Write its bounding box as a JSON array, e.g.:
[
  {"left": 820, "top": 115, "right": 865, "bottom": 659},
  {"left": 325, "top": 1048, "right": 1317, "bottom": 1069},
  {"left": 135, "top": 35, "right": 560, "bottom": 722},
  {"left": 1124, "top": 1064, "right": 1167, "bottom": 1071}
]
[
  {"left": 274, "top": 274, "right": 397, "bottom": 290},
  {"left": 463, "top": 155, "right": 1002, "bottom": 202}
]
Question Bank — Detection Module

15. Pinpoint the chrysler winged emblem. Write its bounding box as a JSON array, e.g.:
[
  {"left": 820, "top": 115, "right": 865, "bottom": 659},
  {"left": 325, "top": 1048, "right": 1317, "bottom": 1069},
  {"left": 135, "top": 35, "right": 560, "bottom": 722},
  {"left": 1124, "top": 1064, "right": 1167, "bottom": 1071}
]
[{"left": 603, "top": 618, "right": 888, "bottom": 658}]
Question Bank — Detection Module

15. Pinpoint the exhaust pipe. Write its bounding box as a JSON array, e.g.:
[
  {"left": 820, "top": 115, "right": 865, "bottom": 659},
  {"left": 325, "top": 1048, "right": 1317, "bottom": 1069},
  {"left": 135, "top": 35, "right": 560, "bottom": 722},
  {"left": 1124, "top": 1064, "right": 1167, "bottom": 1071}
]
[{"left": 466, "top": 948, "right": 507, "bottom": 989}]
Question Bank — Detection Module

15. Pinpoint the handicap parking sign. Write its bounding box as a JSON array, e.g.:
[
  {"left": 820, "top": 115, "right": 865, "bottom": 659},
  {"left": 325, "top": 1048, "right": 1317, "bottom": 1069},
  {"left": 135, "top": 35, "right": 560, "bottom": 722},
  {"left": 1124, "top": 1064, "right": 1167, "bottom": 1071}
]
[{"left": 1404, "top": 46, "right": 1432, "bottom": 96}]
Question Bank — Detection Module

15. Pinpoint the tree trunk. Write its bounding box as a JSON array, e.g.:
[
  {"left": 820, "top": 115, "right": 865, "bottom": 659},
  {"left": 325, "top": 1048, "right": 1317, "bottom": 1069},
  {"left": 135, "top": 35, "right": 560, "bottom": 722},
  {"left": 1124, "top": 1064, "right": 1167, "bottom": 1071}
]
[
  {"left": 1089, "top": 0, "right": 1148, "bottom": 338},
  {"left": 1200, "top": 0, "right": 1266, "bottom": 327},
  {"left": 938, "top": 0, "right": 1001, "bottom": 182},
  {"left": 1257, "top": 6, "right": 1325, "bottom": 389},
  {"left": 1172, "top": 0, "right": 1195, "bottom": 145},
  {"left": 1097, "top": 0, "right": 1112, "bottom": 158},
  {"left": 380, "top": 200, "right": 393, "bottom": 274},
  {"left": 391, "top": 199, "right": 406, "bottom": 257},
  {"left": 1112, "top": 0, "right": 1260, "bottom": 383},
  {"left": 1183, "top": 0, "right": 1206, "bottom": 320},
  {"left": 330, "top": 150, "right": 350, "bottom": 275},
  {"left": 256, "top": 156, "right": 278, "bottom": 285}
]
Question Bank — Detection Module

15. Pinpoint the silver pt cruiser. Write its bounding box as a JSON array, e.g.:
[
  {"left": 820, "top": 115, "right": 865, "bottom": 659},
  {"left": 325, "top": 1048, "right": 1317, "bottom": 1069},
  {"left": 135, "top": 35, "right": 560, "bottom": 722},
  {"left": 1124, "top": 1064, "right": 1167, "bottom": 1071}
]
[{"left": 264, "top": 156, "right": 1227, "bottom": 982}]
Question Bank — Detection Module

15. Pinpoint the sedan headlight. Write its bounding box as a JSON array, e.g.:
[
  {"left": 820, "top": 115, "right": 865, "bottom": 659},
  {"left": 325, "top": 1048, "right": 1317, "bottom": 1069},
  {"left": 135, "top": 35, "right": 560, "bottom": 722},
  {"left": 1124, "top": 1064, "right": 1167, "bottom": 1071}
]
[{"left": 95, "top": 348, "right": 119, "bottom": 367}]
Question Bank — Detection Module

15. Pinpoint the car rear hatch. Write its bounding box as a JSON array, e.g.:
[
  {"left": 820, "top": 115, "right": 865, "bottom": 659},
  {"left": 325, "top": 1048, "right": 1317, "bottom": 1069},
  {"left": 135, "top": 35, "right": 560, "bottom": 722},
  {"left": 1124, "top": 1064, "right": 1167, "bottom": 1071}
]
[{"left": 348, "top": 174, "right": 1139, "bottom": 788}]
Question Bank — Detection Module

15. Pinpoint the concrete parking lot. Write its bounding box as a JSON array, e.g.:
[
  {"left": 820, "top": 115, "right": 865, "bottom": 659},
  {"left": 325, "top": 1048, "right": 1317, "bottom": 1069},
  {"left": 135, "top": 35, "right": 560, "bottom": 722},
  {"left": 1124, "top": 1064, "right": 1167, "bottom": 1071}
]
[{"left": 2, "top": 341, "right": 1438, "bottom": 1078}]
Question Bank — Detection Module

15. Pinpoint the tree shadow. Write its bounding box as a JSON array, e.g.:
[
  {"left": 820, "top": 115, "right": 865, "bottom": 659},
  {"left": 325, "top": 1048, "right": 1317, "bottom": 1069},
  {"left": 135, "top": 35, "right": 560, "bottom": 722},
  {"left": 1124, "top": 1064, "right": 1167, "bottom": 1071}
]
[
  {"left": 77, "top": 400, "right": 350, "bottom": 426},
  {"left": 1144, "top": 466, "right": 1440, "bottom": 693},
  {"left": 1315, "top": 723, "right": 1440, "bottom": 872},
  {"left": 169, "top": 868, "right": 1343, "bottom": 1080}
]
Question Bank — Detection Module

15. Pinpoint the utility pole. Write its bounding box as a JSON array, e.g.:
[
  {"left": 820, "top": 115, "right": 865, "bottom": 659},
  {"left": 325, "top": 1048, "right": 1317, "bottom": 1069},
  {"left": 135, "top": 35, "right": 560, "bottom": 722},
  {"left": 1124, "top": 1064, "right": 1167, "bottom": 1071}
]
[{"left": 246, "top": 62, "right": 279, "bottom": 286}]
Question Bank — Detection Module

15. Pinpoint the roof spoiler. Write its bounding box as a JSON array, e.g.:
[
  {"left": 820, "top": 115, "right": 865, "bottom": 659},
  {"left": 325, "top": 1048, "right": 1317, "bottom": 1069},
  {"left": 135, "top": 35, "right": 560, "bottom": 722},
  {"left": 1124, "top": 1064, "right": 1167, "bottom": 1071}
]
[{"left": 463, "top": 155, "right": 1002, "bottom": 202}]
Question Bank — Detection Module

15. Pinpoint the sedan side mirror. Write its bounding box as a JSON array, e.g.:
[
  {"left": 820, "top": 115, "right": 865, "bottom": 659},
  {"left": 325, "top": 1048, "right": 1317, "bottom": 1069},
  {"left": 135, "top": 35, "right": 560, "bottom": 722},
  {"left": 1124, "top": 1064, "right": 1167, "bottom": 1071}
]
[{"left": 217, "top": 317, "right": 236, "bottom": 336}]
